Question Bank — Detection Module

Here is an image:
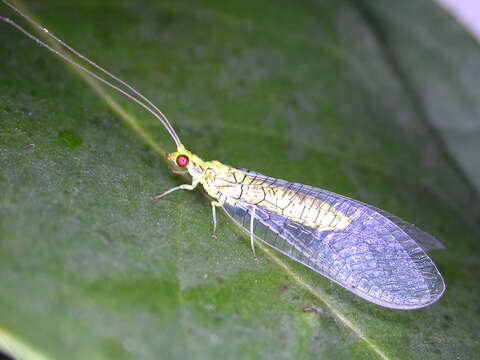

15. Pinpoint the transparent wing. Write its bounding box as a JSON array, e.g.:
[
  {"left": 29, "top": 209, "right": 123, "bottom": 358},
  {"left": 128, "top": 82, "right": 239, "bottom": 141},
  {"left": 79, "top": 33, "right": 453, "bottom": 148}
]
[
  {"left": 235, "top": 169, "right": 445, "bottom": 252},
  {"left": 223, "top": 169, "right": 445, "bottom": 309}
]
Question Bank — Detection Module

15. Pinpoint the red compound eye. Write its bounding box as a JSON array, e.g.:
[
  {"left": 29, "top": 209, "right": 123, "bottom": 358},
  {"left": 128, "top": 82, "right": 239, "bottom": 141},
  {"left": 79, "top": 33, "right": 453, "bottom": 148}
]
[{"left": 176, "top": 154, "right": 189, "bottom": 167}]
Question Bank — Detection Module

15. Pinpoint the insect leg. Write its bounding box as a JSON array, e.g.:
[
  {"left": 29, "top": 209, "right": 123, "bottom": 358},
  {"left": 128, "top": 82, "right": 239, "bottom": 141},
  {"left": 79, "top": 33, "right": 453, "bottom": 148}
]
[
  {"left": 169, "top": 166, "right": 188, "bottom": 175},
  {"left": 211, "top": 201, "right": 222, "bottom": 238},
  {"left": 151, "top": 182, "right": 198, "bottom": 200},
  {"left": 250, "top": 206, "right": 258, "bottom": 260}
]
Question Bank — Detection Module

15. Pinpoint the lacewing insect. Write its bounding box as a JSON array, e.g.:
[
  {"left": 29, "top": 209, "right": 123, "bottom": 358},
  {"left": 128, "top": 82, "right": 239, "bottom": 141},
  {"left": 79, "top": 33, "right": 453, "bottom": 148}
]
[{"left": 1, "top": 0, "right": 445, "bottom": 309}]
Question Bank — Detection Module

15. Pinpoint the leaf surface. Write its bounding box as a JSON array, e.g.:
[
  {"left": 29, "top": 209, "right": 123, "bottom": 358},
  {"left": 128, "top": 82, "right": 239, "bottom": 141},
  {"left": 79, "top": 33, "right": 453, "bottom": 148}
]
[{"left": 0, "top": 0, "right": 479, "bottom": 359}]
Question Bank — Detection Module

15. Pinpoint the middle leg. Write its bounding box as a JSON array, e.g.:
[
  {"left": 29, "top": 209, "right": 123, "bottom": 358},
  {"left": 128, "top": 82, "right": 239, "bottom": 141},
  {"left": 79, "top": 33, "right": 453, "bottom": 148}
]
[
  {"left": 211, "top": 201, "right": 222, "bottom": 238},
  {"left": 250, "top": 206, "right": 258, "bottom": 260}
]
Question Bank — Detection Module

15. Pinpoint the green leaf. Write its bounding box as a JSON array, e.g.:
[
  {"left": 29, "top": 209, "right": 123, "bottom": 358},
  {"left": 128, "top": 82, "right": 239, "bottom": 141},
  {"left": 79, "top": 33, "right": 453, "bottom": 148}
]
[{"left": 1, "top": 0, "right": 479, "bottom": 359}]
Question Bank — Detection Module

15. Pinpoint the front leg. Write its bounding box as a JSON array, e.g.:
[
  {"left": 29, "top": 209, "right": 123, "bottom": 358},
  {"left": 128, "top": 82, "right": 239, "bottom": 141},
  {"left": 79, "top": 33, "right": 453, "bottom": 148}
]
[{"left": 151, "top": 181, "right": 199, "bottom": 200}]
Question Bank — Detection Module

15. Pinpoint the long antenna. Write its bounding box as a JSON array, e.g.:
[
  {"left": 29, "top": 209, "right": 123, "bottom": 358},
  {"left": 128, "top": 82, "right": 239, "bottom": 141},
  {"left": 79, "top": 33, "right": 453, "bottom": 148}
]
[{"left": 0, "top": 0, "right": 182, "bottom": 147}]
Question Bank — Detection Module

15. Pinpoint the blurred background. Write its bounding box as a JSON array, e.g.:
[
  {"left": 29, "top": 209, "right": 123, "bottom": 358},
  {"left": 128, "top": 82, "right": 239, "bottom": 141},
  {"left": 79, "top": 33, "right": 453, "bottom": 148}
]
[
  {"left": 437, "top": 0, "right": 480, "bottom": 40},
  {"left": 434, "top": 0, "right": 480, "bottom": 191}
]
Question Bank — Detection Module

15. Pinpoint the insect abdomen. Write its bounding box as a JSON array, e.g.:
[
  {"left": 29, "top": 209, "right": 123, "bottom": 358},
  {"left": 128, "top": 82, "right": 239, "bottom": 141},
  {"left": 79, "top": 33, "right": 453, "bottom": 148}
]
[{"left": 215, "top": 168, "right": 351, "bottom": 232}]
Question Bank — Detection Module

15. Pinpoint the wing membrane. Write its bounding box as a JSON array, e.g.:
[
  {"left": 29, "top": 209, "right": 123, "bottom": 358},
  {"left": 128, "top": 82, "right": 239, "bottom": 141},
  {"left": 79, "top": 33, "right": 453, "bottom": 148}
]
[{"left": 223, "top": 169, "right": 445, "bottom": 309}]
